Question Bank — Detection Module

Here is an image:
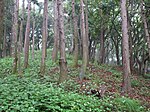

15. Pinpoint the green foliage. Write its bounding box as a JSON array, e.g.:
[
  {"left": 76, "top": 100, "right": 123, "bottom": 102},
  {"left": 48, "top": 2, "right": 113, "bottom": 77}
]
[
  {"left": 144, "top": 73, "right": 150, "bottom": 79},
  {"left": 0, "top": 58, "right": 13, "bottom": 76},
  {"left": 0, "top": 74, "right": 146, "bottom": 112},
  {"left": 59, "top": 79, "right": 80, "bottom": 92},
  {"left": 0, "top": 75, "right": 100, "bottom": 112},
  {"left": 0, "top": 52, "right": 148, "bottom": 112},
  {"left": 114, "top": 97, "right": 145, "bottom": 112},
  {"left": 131, "top": 79, "right": 141, "bottom": 87}
]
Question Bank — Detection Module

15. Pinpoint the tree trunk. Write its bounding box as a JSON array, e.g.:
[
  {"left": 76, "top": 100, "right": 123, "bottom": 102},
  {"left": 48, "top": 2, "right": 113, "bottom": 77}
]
[
  {"left": 52, "top": 0, "right": 59, "bottom": 62},
  {"left": 79, "top": 8, "right": 83, "bottom": 59},
  {"left": 57, "top": 0, "right": 67, "bottom": 83},
  {"left": 32, "top": 4, "right": 35, "bottom": 60},
  {"left": 0, "top": 0, "right": 4, "bottom": 58},
  {"left": 85, "top": 0, "right": 89, "bottom": 64},
  {"left": 120, "top": 0, "right": 131, "bottom": 94},
  {"left": 12, "top": 0, "right": 19, "bottom": 74},
  {"left": 128, "top": 0, "right": 134, "bottom": 73},
  {"left": 18, "top": 0, "right": 25, "bottom": 74},
  {"left": 129, "top": 25, "right": 134, "bottom": 73},
  {"left": 32, "top": 21, "right": 35, "bottom": 60},
  {"left": 40, "top": 0, "right": 48, "bottom": 74},
  {"left": 24, "top": 0, "right": 31, "bottom": 68},
  {"left": 79, "top": 0, "right": 88, "bottom": 80},
  {"left": 72, "top": 0, "right": 78, "bottom": 67},
  {"left": 115, "top": 44, "right": 120, "bottom": 65},
  {"left": 141, "top": 0, "right": 150, "bottom": 58},
  {"left": 99, "top": 28, "right": 105, "bottom": 64},
  {"left": 3, "top": 25, "right": 6, "bottom": 57}
]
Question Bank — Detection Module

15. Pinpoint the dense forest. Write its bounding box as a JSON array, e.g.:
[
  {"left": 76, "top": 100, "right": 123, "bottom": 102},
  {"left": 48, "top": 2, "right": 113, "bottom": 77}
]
[{"left": 0, "top": 0, "right": 150, "bottom": 111}]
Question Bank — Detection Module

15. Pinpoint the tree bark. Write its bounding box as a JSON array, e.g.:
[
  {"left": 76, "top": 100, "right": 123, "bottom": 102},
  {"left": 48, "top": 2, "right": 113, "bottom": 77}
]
[
  {"left": 3, "top": 25, "right": 6, "bottom": 57},
  {"left": 32, "top": 4, "right": 35, "bottom": 60},
  {"left": 98, "top": 7, "right": 105, "bottom": 64},
  {"left": 12, "top": 0, "right": 19, "bottom": 74},
  {"left": 52, "top": 0, "right": 59, "bottom": 62},
  {"left": 72, "top": 0, "right": 78, "bottom": 67},
  {"left": 0, "top": 0, "right": 4, "bottom": 58},
  {"left": 99, "top": 28, "right": 105, "bottom": 64},
  {"left": 128, "top": 19, "right": 134, "bottom": 73},
  {"left": 24, "top": 0, "right": 31, "bottom": 68},
  {"left": 85, "top": 0, "right": 89, "bottom": 64},
  {"left": 141, "top": 0, "right": 150, "bottom": 58},
  {"left": 18, "top": 0, "right": 25, "bottom": 74},
  {"left": 79, "top": 0, "right": 88, "bottom": 80},
  {"left": 40, "top": 0, "right": 48, "bottom": 74},
  {"left": 115, "top": 44, "right": 120, "bottom": 65},
  {"left": 120, "top": 0, "right": 131, "bottom": 94},
  {"left": 58, "top": 0, "right": 68, "bottom": 83}
]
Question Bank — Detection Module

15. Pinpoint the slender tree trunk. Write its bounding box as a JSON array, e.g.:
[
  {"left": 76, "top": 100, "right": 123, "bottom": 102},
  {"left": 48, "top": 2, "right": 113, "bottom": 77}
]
[
  {"left": 115, "top": 44, "right": 120, "bottom": 65},
  {"left": 120, "top": 0, "right": 131, "bottom": 94},
  {"left": 58, "top": 0, "right": 68, "bottom": 83},
  {"left": 99, "top": 7, "right": 105, "bottom": 64},
  {"left": 12, "top": 0, "right": 19, "bottom": 74},
  {"left": 79, "top": 0, "right": 88, "bottom": 80},
  {"left": 10, "top": 4, "right": 15, "bottom": 57},
  {"left": 79, "top": 21, "right": 83, "bottom": 59},
  {"left": 85, "top": 0, "right": 89, "bottom": 64},
  {"left": 24, "top": 0, "right": 31, "bottom": 68},
  {"left": 18, "top": 0, "right": 25, "bottom": 74},
  {"left": 99, "top": 28, "right": 105, "bottom": 64},
  {"left": 128, "top": 20, "right": 134, "bottom": 73},
  {"left": 144, "top": 60, "right": 148, "bottom": 74},
  {"left": 72, "top": 0, "right": 78, "bottom": 67},
  {"left": 40, "top": 0, "right": 48, "bottom": 74},
  {"left": 32, "top": 20, "right": 35, "bottom": 60},
  {"left": 21, "top": 0, "right": 25, "bottom": 52},
  {"left": 0, "top": 0, "right": 4, "bottom": 58},
  {"left": 128, "top": 0, "right": 134, "bottom": 73},
  {"left": 3, "top": 25, "right": 6, "bottom": 57},
  {"left": 52, "top": 0, "right": 59, "bottom": 62},
  {"left": 45, "top": 2, "right": 48, "bottom": 57},
  {"left": 32, "top": 4, "right": 35, "bottom": 60},
  {"left": 141, "top": 0, "right": 150, "bottom": 58}
]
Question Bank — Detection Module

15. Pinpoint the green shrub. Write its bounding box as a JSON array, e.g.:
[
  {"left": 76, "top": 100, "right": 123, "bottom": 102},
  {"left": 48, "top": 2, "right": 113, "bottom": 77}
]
[
  {"left": 0, "top": 75, "right": 102, "bottom": 112},
  {"left": 131, "top": 79, "right": 141, "bottom": 87},
  {"left": 0, "top": 52, "right": 147, "bottom": 112},
  {"left": 113, "top": 97, "right": 145, "bottom": 112},
  {"left": 58, "top": 79, "right": 80, "bottom": 92},
  {"left": 0, "top": 75, "right": 146, "bottom": 112},
  {"left": 0, "top": 57, "right": 13, "bottom": 76}
]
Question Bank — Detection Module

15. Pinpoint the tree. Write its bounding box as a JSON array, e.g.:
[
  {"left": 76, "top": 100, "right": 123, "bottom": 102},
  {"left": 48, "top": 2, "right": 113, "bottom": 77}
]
[
  {"left": 0, "top": 0, "right": 4, "bottom": 58},
  {"left": 3, "top": 25, "right": 6, "bottom": 57},
  {"left": 85, "top": 0, "right": 89, "bottom": 64},
  {"left": 58, "top": 0, "right": 68, "bottom": 83},
  {"left": 12, "top": 0, "right": 19, "bottom": 74},
  {"left": 141, "top": 0, "right": 150, "bottom": 58},
  {"left": 32, "top": 4, "right": 35, "bottom": 60},
  {"left": 72, "top": 0, "right": 78, "bottom": 67},
  {"left": 52, "top": 0, "right": 59, "bottom": 62},
  {"left": 99, "top": 11, "right": 105, "bottom": 64},
  {"left": 18, "top": 0, "right": 25, "bottom": 74},
  {"left": 79, "top": 0, "right": 88, "bottom": 80},
  {"left": 40, "top": 0, "right": 48, "bottom": 74},
  {"left": 24, "top": 0, "right": 31, "bottom": 68},
  {"left": 120, "top": 0, "right": 131, "bottom": 94}
]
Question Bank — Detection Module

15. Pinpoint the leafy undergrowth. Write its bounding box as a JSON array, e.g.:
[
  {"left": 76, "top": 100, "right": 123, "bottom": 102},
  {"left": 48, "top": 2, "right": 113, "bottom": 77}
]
[
  {"left": 0, "top": 51, "right": 149, "bottom": 111},
  {"left": 0, "top": 75, "right": 146, "bottom": 112}
]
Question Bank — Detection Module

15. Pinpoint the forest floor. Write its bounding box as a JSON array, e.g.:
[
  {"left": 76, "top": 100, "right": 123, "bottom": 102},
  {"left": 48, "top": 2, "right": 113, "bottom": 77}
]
[
  {"left": 0, "top": 52, "right": 150, "bottom": 111},
  {"left": 49, "top": 63, "right": 150, "bottom": 108}
]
